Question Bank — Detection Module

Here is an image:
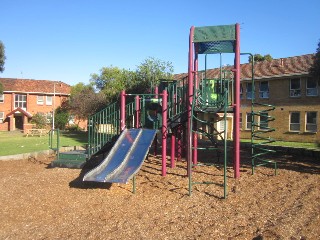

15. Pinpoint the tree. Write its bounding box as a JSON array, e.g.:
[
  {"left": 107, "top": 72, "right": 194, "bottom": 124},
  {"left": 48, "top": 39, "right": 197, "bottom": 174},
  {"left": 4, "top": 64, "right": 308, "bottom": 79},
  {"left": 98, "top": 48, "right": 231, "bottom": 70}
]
[
  {"left": 90, "top": 66, "right": 136, "bottom": 102},
  {"left": 309, "top": 40, "right": 320, "bottom": 78},
  {"left": 136, "top": 57, "right": 174, "bottom": 88},
  {"left": 54, "top": 106, "right": 70, "bottom": 130},
  {"left": 30, "top": 113, "right": 48, "bottom": 129},
  {"left": 0, "top": 41, "right": 5, "bottom": 73},
  {"left": 249, "top": 54, "right": 273, "bottom": 63},
  {"left": 69, "top": 84, "right": 107, "bottom": 120}
]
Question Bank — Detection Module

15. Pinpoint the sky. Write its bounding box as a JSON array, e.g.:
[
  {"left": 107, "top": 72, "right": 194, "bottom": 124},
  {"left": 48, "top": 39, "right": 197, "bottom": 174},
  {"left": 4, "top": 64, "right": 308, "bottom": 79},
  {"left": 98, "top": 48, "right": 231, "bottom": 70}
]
[{"left": 1, "top": 0, "right": 319, "bottom": 86}]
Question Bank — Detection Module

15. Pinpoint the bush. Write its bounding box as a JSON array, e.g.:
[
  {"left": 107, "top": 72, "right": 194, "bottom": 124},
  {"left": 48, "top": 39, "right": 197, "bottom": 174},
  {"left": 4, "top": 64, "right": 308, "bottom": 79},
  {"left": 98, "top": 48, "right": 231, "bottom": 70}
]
[
  {"left": 54, "top": 107, "right": 69, "bottom": 130},
  {"left": 66, "top": 124, "right": 82, "bottom": 132},
  {"left": 30, "top": 113, "right": 47, "bottom": 128}
]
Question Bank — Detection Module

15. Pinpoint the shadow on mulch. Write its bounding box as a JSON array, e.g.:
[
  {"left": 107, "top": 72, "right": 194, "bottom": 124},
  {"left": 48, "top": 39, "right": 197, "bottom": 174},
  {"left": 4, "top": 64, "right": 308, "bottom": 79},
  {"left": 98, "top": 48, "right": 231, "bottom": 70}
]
[{"left": 69, "top": 154, "right": 112, "bottom": 190}]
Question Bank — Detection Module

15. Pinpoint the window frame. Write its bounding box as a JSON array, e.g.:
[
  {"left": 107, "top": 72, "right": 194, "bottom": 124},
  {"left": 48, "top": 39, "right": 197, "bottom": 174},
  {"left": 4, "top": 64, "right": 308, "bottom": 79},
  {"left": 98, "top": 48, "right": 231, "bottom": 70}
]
[
  {"left": 37, "top": 95, "right": 44, "bottom": 105},
  {"left": 306, "top": 78, "right": 318, "bottom": 96},
  {"left": 289, "top": 112, "right": 300, "bottom": 132},
  {"left": 0, "top": 112, "right": 4, "bottom": 123},
  {"left": 14, "top": 94, "right": 27, "bottom": 110},
  {"left": 46, "top": 96, "right": 53, "bottom": 106},
  {"left": 259, "top": 81, "right": 269, "bottom": 99},
  {"left": 290, "top": 78, "right": 301, "bottom": 97},
  {"left": 0, "top": 94, "right": 4, "bottom": 103},
  {"left": 305, "top": 111, "right": 317, "bottom": 133},
  {"left": 246, "top": 82, "right": 254, "bottom": 99},
  {"left": 246, "top": 112, "right": 252, "bottom": 130}
]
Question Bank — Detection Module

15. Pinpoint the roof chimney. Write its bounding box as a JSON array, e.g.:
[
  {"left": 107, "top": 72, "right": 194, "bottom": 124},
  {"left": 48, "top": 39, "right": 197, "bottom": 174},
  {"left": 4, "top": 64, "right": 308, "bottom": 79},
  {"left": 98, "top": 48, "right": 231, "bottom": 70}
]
[{"left": 280, "top": 58, "right": 284, "bottom": 67}]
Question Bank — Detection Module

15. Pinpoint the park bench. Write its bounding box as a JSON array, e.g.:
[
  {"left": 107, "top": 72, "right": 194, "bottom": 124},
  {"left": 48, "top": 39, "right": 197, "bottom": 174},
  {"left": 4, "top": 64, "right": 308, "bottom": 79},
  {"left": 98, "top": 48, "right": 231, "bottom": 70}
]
[{"left": 26, "top": 129, "right": 48, "bottom": 137}]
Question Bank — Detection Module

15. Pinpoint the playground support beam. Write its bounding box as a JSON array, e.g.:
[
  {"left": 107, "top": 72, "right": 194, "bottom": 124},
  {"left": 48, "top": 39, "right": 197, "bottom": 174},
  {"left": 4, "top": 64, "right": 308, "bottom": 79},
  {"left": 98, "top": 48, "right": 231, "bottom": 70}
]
[
  {"left": 135, "top": 95, "right": 140, "bottom": 128},
  {"left": 187, "top": 26, "right": 195, "bottom": 177},
  {"left": 162, "top": 90, "right": 168, "bottom": 176},
  {"left": 233, "top": 23, "right": 241, "bottom": 178},
  {"left": 120, "top": 90, "right": 126, "bottom": 131}
]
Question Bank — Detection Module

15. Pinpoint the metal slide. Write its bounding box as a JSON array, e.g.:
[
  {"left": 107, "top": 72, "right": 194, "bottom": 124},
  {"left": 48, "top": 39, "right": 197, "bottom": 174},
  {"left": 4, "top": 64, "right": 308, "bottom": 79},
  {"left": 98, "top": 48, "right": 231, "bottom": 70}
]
[{"left": 83, "top": 128, "right": 157, "bottom": 183}]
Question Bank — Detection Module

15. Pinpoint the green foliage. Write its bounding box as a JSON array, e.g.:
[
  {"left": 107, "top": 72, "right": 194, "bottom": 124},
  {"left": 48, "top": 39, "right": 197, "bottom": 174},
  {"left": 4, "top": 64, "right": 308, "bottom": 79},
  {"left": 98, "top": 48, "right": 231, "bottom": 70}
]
[
  {"left": 248, "top": 54, "right": 273, "bottom": 63},
  {"left": 0, "top": 41, "right": 5, "bottom": 73},
  {"left": 309, "top": 40, "right": 320, "bottom": 78},
  {"left": 66, "top": 124, "right": 82, "bottom": 132},
  {"left": 0, "top": 82, "right": 3, "bottom": 94},
  {"left": 54, "top": 106, "right": 69, "bottom": 130},
  {"left": 136, "top": 57, "right": 174, "bottom": 88},
  {"left": 69, "top": 86, "right": 107, "bottom": 120},
  {"left": 30, "top": 112, "right": 48, "bottom": 128},
  {"left": 89, "top": 57, "right": 174, "bottom": 103}
]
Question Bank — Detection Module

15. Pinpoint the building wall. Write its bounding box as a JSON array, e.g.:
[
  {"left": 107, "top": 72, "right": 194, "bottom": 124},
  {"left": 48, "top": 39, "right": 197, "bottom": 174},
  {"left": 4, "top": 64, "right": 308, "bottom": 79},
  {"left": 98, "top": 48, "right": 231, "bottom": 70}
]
[{"left": 240, "top": 76, "right": 320, "bottom": 143}]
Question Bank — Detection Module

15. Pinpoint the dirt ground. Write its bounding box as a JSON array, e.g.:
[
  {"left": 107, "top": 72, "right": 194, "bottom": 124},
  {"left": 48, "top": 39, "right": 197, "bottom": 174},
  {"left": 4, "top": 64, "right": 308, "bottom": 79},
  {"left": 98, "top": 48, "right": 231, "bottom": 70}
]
[{"left": 0, "top": 149, "right": 319, "bottom": 240}]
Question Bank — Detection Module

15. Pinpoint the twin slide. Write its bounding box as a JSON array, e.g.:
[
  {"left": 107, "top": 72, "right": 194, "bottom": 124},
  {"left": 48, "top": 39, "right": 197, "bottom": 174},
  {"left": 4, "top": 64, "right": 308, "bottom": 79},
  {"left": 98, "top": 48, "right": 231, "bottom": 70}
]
[{"left": 83, "top": 128, "right": 156, "bottom": 183}]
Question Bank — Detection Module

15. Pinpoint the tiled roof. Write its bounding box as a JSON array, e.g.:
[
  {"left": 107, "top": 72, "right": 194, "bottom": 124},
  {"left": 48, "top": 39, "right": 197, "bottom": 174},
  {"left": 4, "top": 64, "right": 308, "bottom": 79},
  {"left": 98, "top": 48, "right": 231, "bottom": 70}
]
[
  {"left": 0, "top": 78, "right": 71, "bottom": 95},
  {"left": 174, "top": 54, "right": 315, "bottom": 80}
]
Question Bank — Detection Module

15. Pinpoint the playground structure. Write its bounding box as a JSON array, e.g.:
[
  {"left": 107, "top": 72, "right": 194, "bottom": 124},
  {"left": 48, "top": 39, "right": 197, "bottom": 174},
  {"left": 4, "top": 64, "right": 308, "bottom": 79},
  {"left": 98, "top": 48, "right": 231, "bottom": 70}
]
[{"left": 50, "top": 23, "right": 276, "bottom": 198}]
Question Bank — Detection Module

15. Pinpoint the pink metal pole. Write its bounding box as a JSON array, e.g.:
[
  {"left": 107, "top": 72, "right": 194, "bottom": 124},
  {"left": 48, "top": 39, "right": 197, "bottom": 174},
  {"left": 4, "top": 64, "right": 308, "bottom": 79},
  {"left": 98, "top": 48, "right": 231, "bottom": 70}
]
[
  {"left": 234, "top": 23, "right": 241, "bottom": 178},
  {"left": 135, "top": 95, "right": 140, "bottom": 128},
  {"left": 120, "top": 90, "right": 126, "bottom": 131},
  {"left": 193, "top": 48, "right": 198, "bottom": 165},
  {"left": 187, "top": 26, "right": 195, "bottom": 176},
  {"left": 162, "top": 90, "right": 168, "bottom": 176},
  {"left": 171, "top": 133, "right": 176, "bottom": 168},
  {"left": 177, "top": 125, "right": 182, "bottom": 161}
]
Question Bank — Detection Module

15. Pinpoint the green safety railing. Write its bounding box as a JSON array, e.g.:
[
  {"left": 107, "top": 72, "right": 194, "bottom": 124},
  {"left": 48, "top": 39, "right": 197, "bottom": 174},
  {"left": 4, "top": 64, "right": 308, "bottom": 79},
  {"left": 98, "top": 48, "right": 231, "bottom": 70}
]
[
  {"left": 188, "top": 72, "right": 232, "bottom": 199},
  {"left": 248, "top": 55, "right": 277, "bottom": 175},
  {"left": 49, "top": 128, "right": 60, "bottom": 160}
]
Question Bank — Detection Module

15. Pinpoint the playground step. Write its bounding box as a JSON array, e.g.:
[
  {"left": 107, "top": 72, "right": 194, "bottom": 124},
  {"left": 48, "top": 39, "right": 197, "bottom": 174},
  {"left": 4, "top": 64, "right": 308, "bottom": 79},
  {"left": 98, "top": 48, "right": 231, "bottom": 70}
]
[{"left": 51, "top": 150, "right": 88, "bottom": 169}]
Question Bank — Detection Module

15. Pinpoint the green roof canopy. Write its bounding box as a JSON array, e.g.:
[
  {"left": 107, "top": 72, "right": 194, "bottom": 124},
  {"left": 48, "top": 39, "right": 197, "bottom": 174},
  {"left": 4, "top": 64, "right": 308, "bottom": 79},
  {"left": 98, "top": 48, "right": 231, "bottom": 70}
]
[{"left": 193, "top": 24, "right": 236, "bottom": 54}]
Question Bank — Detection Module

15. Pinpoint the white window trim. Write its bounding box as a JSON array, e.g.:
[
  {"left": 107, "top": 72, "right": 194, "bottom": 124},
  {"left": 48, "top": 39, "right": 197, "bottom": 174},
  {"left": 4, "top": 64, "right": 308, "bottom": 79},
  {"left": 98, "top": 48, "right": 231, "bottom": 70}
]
[
  {"left": 46, "top": 96, "right": 53, "bottom": 106},
  {"left": 305, "top": 112, "right": 317, "bottom": 133},
  {"left": 0, "top": 94, "right": 4, "bottom": 103},
  {"left": 0, "top": 112, "right": 4, "bottom": 123},
  {"left": 246, "top": 113, "right": 252, "bottom": 130},
  {"left": 37, "top": 95, "right": 44, "bottom": 105},
  {"left": 14, "top": 94, "right": 27, "bottom": 110},
  {"left": 306, "top": 78, "right": 318, "bottom": 97},
  {"left": 289, "top": 112, "right": 300, "bottom": 132},
  {"left": 259, "top": 81, "right": 269, "bottom": 99},
  {"left": 290, "top": 78, "right": 301, "bottom": 97},
  {"left": 246, "top": 83, "right": 253, "bottom": 99}
]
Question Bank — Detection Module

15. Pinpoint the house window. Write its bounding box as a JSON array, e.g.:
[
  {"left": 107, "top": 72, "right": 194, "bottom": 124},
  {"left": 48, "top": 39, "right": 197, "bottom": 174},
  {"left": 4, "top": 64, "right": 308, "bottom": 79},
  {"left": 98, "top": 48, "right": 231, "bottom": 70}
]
[
  {"left": 259, "top": 81, "right": 269, "bottom": 98},
  {"left": 240, "top": 84, "right": 243, "bottom": 99},
  {"left": 260, "top": 112, "right": 269, "bottom": 130},
  {"left": 246, "top": 83, "right": 254, "bottom": 99},
  {"left": 306, "top": 78, "right": 318, "bottom": 96},
  {"left": 0, "top": 112, "right": 4, "bottom": 123},
  {"left": 0, "top": 94, "right": 4, "bottom": 103},
  {"left": 290, "top": 78, "right": 301, "bottom": 97},
  {"left": 46, "top": 96, "right": 53, "bottom": 105},
  {"left": 289, "top": 112, "right": 300, "bottom": 131},
  {"left": 37, "top": 95, "right": 44, "bottom": 105},
  {"left": 306, "top": 112, "right": 317, "bottom": 132},
  {"left": 239, "top": 113, "right": 242, "bottom": 129},
  {"left": 46, "top": 112, "right": 53, "bottom": 123},
  {"left": 246, "top": 113, "right": 252, "bottom": 130},
  {"left": 15, "top": 94, "right": 27, "bottom": 110}
]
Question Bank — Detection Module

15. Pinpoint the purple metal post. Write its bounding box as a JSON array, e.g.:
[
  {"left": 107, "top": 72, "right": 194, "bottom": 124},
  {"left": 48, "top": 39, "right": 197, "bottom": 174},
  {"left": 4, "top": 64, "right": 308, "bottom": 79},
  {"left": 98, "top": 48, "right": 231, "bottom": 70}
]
[
  {"left": 171, "top": 133, "right": 175, "bottom": 168},
  {"left": 120, "top": 90, "right": 126, "bottom": 131},
  {"left": 187, "top": 26, "right": 195, "bottom": 176},
  {"left": 193, "top": 48, "right": 198, "bottom": 165},
  {"left": 135, "top": 95, "right": 140, "bottom": 128},
  {"left": 234, "top": 23, "right": 241, "bottom": 178},
  {"left": 162, "top": 90, "right": 168, "bottom": 176}
]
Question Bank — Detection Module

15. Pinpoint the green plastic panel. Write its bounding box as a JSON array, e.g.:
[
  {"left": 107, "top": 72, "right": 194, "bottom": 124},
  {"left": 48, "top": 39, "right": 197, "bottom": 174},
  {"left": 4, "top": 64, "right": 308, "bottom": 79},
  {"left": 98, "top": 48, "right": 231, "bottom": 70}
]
[{"left": 193, "top": 25, "right": 236, "bottom": 43}]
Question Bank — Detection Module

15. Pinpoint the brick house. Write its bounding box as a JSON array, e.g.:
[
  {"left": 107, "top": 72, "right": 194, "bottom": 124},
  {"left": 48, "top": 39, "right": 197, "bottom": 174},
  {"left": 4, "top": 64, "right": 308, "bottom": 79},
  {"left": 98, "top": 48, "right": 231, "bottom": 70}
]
[
  {"left": 0, "top": 78, "right": 72, "bottom": 132},
  {"left": 176, "top": 54, "right": 319, "bottom": 143}
]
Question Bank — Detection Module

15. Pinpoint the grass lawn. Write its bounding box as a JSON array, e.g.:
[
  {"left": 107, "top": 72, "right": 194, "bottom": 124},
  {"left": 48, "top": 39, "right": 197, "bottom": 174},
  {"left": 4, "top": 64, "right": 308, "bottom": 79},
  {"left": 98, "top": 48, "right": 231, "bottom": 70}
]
[
  {"left": 240, "top": 138, "right": 318, "bottom": 149},
  {"left": 0, "top": 131, "right": 88, "bottom": 156}
]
